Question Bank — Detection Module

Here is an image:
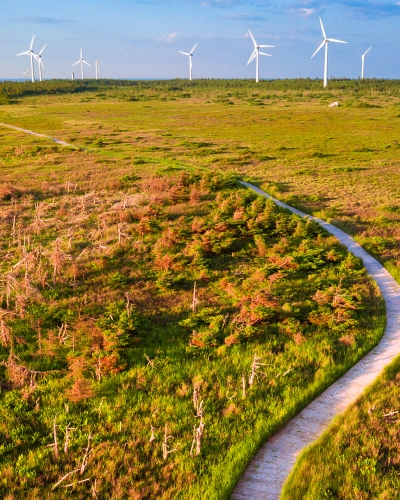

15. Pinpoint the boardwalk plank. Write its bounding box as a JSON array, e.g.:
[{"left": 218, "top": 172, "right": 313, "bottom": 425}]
[{"left": 231, "top": 182, "right": 400, "bottom": 500}]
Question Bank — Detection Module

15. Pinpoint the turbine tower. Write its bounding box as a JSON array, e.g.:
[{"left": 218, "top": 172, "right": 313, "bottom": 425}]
[
  {"left": 34, "top": 45, "right": 46, "bottom": 82},
  {"left": 247, "top": 30, "right": 274, "bottom": 83},
  {"left": 17, "top": 35, "right": 36, "bottom": 83},
  {"left": 94, "top": 58, "right": 100, "bottom": 80},
  {"left": 22, "top": 70, "right": 29, "bottom": 81},
  {"left": 72, "top": 48, "right": 90, "bottom": 80},
  {"left": 179, "top": 44, "right": 198, "bottom": 80},
  {"left": 311, "top": 17, "right": 347, "bottom": 88},
  {"left": 361, "top": 47, "right": 372, "bottom": 80}
]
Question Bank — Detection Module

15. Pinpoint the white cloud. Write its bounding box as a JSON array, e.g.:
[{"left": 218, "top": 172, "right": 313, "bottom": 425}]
[
  {"left": 166, "top": 32, "right": 178, "bottom": 43},
  {"left": 296, "top": 8, "right": 315, "bottom": 17},
  {"left": 158, "top": 32, "right": 178, "bottom": 43}
]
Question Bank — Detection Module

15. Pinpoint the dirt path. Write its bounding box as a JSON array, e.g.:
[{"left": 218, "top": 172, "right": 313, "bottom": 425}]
[
  {"left": 0, "top": 122, "right": 76, "bottom": 148},
  {"left": 231, "top": 182, "right": 400, "bottom": 499}
]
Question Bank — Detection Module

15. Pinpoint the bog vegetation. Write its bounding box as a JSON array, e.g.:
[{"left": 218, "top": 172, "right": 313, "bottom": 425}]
[
  {"left": 0, "top": 79, "right": 395, "bottom": 498},
  {"left": 0, "top": 168, "right": 384, "bottom": 498},
  {"left": 1, "top": 78, "right": 399, "bottom": 282}
]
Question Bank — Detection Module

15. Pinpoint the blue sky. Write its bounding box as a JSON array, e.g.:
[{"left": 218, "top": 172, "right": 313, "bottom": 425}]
[{"left": 1, "top": 0, "right": 400, "bottom": 80}]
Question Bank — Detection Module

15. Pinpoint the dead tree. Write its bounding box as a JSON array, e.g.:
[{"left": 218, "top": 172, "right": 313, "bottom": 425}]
[
  {"left": 46, "top": 415, "right": 59, "bottom": 459},
  {"left": 80, "top": 434, "right": 93, "bottom": 475},
  {"left": 162, "top": 424, "right": 177, "bottom": 460},
  {"left": 64, "top": 423, "right": 75, "bottom": 454},
  {"left": 124, "top": 292, "right": 133, "bottom": 318},
  {"left": 50, "top": 238, "right": 66, "bottom": 283},
  {"left": 58, "top": 323, "right": 69, "bottom": 344},
  {"left": 1, "top": 353, "right": 41, "bottom": 390},
  {"left": 190, "top": 400, "right": 205, "bottom": 457},
  {"left": 193, "top": 383, "right": 201, "bottom": 414},
  {"left": 0, "top": 317, "right": 12, "bottom": 347},
  {"left": 248, "top": 354, "right": 269, "bottom": 387},
  {"left": 191, "top": 282, "right": 199, "bottom": 312},
  {"left": 117, "top": 223, "right": 128, "bottom": 245},
  {"left": 149, "top": 425, "right": 156, "bottom": 443}
]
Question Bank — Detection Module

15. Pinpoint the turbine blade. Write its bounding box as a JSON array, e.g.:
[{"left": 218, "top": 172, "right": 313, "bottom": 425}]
[
  {"left": 83, "top": 60, "right": 91, "bottom": 66},
  {"left": 311, "top": 40, "right": 325, "bottom": 59},
  {"left": 80, "top": 47, "right": 83, "bottom": 58},
  {"left": 259, "top": 52, "right": 272, "bottom": 57},
  {"left": 190, "top": 43, "right": 198, "bottom": 54},
  {"left": 179, "top": 51, "right": 190, "bottom": 56},
  {"left": 17, "top": 51, "right": 30, "bottom": 56},
  {"left": 259, "top": 44, "right": 275, "bottom": 48},
  {"left": 247, "top": 49, "right": 257, "bottom": 65},
  {"left": 30, "top": 35, "right": 35, "bottom": 51},
  {"left": 327, "top": 38, "right": 347, "bottom": 44},
  {"left": 72, "top": 61, "right": 80, "bottom": 66},
  {"left": 319, "top": 17, "right": 326, "bottom": 39},
  {"left": 39, "top": 44, "right": 46, "bottom": 55},
  {"left": 363, "top": 46, "right": 372, "bottom": 56},
  {"left": 248, "top": 30, "right": 257, "bottom": 48}
]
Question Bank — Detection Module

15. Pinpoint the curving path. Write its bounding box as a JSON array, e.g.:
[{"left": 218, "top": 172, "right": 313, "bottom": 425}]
[
  {"left": 0, "top": 122, "right": 76, "bottom": 148},
  {"left": 231, "top": 181, "right": 400, "bottom": 500},
  {"left": 2, "top": 122, "right": 399, "bottom": 499}
]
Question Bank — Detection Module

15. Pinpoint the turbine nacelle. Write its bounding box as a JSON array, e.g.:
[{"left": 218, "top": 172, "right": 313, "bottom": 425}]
[
  {"left": 179, "top": 43, "right": 198, "bottom": 80},
  {"left": 247, "top": 30, "right": 274, "bottom": 82},
  {"left": 361, "top": 46, "right": 372, "bottom": 79},
  {"left": 17, "top": 35, "right": 36, "bottom": 82},
  {"left": 311, "top": 17, "right": 347, "bottom": 87},
  {"left": 72, "top": 48, "right": 91, "bottom": 79},
  {"left": 34, "top": 45, "right": 46, "bottom": 79},
  {"left": 362, "top": 46, "right": 372, "bottom": 58}
]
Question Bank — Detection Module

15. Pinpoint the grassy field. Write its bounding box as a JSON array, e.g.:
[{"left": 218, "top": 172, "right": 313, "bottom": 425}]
[
  {"left": 281, "top": 356, "right": 400, "bottom": 500},
  {"left": 1, "top": 78, "right": 399, "bottom": 277},
  {"left": 0, "top": 79, "right": 397, "bottom": 498}
]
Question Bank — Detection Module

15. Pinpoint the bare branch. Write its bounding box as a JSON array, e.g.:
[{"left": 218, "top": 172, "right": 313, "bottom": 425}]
[{"left": 52, "top": 469, "right": 80, "bottom": 490}]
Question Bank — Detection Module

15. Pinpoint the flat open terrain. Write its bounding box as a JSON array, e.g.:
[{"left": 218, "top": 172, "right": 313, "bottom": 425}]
[
  {"left": 0, "top": 80, "right": 397, "bottom": 499},
  {"left": 1, "top": 79, "right": 399, "bottom": 276}
]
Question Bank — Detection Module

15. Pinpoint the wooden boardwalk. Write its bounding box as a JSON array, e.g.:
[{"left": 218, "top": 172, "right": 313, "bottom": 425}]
[
  {"left": 1, "top": 122, "right": 399, "bottom": 500},
  {"left": 231, "top": 182, "right": 400, "bottom": 500}
]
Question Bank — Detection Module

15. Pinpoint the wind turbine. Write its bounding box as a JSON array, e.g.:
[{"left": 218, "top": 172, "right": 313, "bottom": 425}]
[
  {"left": 179, "top": 43, "right": 198, "bottom": 80},
  {"left": 72, "top": 48, "right": 90, "bottom": 80},
  {"left": 34, "top": 45, "right": 46, "bottom": 82},
  {"left": 94, "top": 58, "right": 100, "bottom": 80},
  {"left": 71, "top": 72, "right": 75, "bottom": 81},
  {"left": 17, "top": 35, "right": 36, "bottom": 83},
  {"left": 361, "top": 47, "right": 372, "bottom": 79},
  {"left": 311, "top": 17, "right": 347, "bottom": 88},
  {"left": 247, "top": 30, "right": 274, "bottom": 83},
  {"left": 22, "top": 70, "right": 29, "bottom": 81}
]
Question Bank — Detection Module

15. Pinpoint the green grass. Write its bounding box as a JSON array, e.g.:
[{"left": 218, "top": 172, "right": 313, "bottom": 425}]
[
  {"left": 1, "top": 79, "right": 399, "bottom": 280},
  {"left": 0, "top": 79, "right": 397, "bottom": 498},
  {"left": 0, "top": 166, "right": 384, "bottom": 499},
  {"left": 281, "top": 356, "right": 400, "bottom": 500}
]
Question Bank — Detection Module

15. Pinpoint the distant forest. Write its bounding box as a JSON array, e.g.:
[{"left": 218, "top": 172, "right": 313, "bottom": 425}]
[{"left": 1, "top": 78, "right": 400, "bottom": 102}]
